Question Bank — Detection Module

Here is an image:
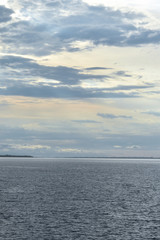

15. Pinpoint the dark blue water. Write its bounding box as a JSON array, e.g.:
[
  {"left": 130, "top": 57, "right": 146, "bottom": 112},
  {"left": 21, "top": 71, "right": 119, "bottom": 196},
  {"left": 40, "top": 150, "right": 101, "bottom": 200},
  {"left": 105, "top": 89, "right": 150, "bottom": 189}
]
[{"left": 1, "top": 158, "right": 160, "bottom": 239}]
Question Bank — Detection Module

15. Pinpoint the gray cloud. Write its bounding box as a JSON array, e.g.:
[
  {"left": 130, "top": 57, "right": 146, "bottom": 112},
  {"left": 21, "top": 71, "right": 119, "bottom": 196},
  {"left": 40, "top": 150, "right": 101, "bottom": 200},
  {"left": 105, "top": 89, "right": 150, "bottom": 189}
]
[
  {"left": 1, "top": 1, "right": 160, "bottom": 56},
  {"left": 115, "top": 71, "right": 132, "bottom": 77},
  {"left": 97, "top": 113, "right": 133, "bottom": 119},
  {"left": 126, "top": 30, "right": 160, "bottom": 45},
  {"left": 0, "top": 55, "right": 152, "bottom": 99},
  {"left": 0, "top": 83, "right": 138, "bottom": 99},
  {"left": 85, "top": 67, "right": 112, "bottom": 71},
  {"left": 143, "top": 111, "right": 160, "bottom": 117},
  {"left": 0, "top": 55, "right": 107, "bottom": 85},
  {"left": 72, "top": 120, "right": 101, "bottom": 124},
  {"left": 108, "top": 85, "right": 153, "bottom": 91},
  {"left": 0, "top": 5, "right": 14, "bottom": 23}
]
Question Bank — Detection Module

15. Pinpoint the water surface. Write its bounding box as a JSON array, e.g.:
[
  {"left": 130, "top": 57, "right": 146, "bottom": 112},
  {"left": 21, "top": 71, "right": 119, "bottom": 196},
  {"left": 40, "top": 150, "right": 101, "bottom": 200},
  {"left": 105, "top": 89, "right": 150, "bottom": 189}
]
[{"left": 0, "top": 158, "right": 160, "bottom": 239}]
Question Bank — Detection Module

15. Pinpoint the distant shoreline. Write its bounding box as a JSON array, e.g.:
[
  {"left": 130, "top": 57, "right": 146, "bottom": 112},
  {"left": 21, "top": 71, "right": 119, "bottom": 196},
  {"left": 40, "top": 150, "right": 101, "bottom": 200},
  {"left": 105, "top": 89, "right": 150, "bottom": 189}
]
[
  {"left": 0, "top": 155, "right": 33, "bottom": 158},
  {"left": 60, "top": 156, "right": 160, "bottom": 159},
  {"left": 0, "top": 155, "right": 159, "bottom": 159}
]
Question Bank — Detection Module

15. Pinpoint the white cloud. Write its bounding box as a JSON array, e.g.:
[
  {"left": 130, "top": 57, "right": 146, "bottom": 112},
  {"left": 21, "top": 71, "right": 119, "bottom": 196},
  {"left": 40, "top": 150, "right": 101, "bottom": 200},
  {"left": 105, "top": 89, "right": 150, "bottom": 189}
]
[
  {"left": 114, "top": 145, "right": 122, "bottom": 148},
  {"left": 126, "top": 145, "right": 141, "bottom": 149},
  {"left": 12, "top": 144, "right": 51, "bottom": 150},
  {"left": 56, "top": 147, "right": 82, "bottom": 153}
]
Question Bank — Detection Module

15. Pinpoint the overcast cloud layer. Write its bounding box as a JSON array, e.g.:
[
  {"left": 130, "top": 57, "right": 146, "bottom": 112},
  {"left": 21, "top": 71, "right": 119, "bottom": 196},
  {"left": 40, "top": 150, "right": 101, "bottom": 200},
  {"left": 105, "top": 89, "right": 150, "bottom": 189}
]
[{"left": 0, "top": 0, "right": 160, "bottom": 157}]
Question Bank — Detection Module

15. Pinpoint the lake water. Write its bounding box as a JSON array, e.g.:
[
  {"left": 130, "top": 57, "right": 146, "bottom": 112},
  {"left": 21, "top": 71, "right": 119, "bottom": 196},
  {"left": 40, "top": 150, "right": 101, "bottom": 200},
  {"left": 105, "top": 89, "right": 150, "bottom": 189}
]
[{"left": 0, "top": 158, "right": 160, "bottom": 239}]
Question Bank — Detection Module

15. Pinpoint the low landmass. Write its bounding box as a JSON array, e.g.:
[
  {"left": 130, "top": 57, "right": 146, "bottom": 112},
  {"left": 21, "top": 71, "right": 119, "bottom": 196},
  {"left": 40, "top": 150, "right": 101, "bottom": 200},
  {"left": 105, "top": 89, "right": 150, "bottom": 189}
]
[{"left": 0, "top": 154, "right": 33, "bottom": 158}]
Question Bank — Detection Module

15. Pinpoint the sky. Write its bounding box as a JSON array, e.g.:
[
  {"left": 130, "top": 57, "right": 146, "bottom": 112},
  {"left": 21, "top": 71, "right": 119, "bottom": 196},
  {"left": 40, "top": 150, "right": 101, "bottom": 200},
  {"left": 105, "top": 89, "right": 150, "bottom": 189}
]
[{"left": 0, "top": 0, "right": 160, "bottom": 157}]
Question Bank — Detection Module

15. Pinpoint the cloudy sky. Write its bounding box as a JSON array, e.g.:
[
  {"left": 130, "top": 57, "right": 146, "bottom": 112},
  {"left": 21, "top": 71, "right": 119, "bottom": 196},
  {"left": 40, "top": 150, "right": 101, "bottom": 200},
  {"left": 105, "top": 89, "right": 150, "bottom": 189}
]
[{"left": 0, "top": 0, "right": 160, "bottom": 157}]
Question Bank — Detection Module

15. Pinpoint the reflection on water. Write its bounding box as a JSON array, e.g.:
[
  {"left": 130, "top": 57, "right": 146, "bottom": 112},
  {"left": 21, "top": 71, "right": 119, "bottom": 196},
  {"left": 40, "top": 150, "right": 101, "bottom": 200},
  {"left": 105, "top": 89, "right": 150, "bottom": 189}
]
[{"left": 0, "top": 158, "right": 160, "bottom": 239}]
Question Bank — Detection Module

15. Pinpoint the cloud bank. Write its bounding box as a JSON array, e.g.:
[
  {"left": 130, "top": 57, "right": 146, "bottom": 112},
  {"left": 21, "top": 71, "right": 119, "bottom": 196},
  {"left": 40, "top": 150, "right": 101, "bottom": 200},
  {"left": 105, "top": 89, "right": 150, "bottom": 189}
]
[{"left": 1, "top": 1, "right": 160, "bottom": 56}]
